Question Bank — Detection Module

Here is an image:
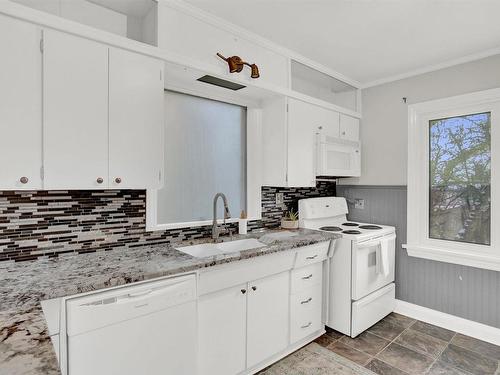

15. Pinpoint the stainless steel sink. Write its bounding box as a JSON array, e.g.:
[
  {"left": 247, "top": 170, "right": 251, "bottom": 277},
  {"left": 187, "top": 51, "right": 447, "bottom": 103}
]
[{"left": 175, "top": 238, "right": 266, "bottom": 258}]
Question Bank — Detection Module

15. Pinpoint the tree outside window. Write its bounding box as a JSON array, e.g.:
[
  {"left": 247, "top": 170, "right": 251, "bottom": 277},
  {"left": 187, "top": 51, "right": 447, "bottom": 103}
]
[{"left": 429, "top": 112, "right": 491, "bottom": 245}]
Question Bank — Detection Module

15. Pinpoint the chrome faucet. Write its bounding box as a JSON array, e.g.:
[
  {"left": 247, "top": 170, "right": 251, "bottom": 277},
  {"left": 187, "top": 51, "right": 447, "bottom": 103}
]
[{"left": 212, "top": 193, "right": 231, "bottom": 242}]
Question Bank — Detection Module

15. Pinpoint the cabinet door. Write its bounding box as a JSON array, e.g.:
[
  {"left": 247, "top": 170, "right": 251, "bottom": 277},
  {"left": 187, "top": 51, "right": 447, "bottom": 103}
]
[
  {"left": 287, "top": 98, "right": 316, "bottom": 187},
  {"left": 339, "top": 114, "right": 360, "bottom": 141},
  {"left": 43, "top": 30, "right": 109, "bottom": 189},
  {"left": 321, "top": 109, "right": 340, "bottom": 139},
  {"left": 0, "top": 15, "right": 42, "bottom": 190},
  {"left": 247, "top": 272, "right": 289, "bottom": 368},
  {"left": 198, "top": 284, "right": 247, "bottom": 375},
  {"left": 109, "top": 48, "right": 164, "bottom": 189}
]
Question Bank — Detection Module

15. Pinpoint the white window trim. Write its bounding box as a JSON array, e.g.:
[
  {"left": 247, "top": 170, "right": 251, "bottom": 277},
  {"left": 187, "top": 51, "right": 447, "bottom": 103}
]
[
  {"left": 405, "top": 88, "right": 500, "bottom": 271},
  {"left": 145, "top": 86, "right": 263, "bottom": 231}
]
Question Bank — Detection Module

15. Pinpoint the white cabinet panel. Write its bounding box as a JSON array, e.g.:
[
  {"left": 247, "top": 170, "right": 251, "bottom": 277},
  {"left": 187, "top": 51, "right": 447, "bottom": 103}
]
[
  {"left": 340, "top": 114, "right": 360, "bottom": 141},
  {"left": 158, "top": 4, "right": 289, "bottom": 89},
  {"left": 247, "top": 272, "right": 289, "bottom": 368},
  {"left": 43, "top": 30, "right": 108, "bottom": 189},
  {"left": 0, "top": 15, "right": 42, "bottom": 190},
  {"left": 109, "top": 48, "right": 164, "bottom": 189},
  {"left": 261, "top": 97, "right": 288, "bottom": 186},
  {"left": 287, "top": 98, "right": 316, "bottom": 187},
  {"left": 198, "top": 284, "right": 247, "bottom": 375}
]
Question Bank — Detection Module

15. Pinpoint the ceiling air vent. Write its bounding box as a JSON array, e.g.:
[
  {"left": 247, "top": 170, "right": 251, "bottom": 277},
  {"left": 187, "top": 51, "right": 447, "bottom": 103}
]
[{"left": 197, "top": 75, "right": 246, "bottom": 91}]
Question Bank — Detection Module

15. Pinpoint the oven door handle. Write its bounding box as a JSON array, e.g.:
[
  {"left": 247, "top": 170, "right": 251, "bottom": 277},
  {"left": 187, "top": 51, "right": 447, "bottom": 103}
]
[{"left": 357, "top": 234, "right": 396, "bottom": 249}]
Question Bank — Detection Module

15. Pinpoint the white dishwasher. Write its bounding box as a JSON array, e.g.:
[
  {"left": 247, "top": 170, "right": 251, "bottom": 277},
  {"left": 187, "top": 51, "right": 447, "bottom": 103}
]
[{"left": 65, "top": 274, "right": 197, "bottom": 375}]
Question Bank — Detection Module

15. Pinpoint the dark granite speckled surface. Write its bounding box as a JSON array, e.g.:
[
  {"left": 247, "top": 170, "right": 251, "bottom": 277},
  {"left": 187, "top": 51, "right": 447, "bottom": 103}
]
[{"left": 0, "top": 228, "right": 338, "bottom": 375}]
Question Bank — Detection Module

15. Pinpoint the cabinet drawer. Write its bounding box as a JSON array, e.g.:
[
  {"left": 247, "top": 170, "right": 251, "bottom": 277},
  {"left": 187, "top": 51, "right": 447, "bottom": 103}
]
[
  {"left": 290, "top": 286, "right": 322, "bottom": 343},
  {"left": 294, "top": 242, "right": 330, "bottom": 268},
  {"left": 291, "top": 263, "right": 322, "bottom": 294}
]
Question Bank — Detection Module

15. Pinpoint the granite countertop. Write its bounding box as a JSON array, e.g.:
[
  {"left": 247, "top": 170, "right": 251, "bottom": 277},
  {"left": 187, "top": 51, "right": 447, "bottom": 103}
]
[{"left": 0, "top": 228, "right": 338, "bottom": 375}]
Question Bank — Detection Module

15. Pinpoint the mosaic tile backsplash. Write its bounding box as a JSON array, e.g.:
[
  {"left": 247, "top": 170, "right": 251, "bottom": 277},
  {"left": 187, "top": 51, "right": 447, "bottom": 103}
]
[{"left": 0, "top": 182, "right": 335, "bottom": 262}]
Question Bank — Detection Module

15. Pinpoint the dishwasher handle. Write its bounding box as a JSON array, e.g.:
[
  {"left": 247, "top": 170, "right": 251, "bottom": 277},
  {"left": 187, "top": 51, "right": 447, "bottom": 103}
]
[{"left": 116, "top": 289, "right": 156, "bottom": 303}]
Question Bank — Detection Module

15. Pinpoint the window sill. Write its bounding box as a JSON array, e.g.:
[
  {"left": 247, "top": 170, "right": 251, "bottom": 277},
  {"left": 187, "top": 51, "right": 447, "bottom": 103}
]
[{"left": 403, "top": 244, "right": 500, "bottom": 271}]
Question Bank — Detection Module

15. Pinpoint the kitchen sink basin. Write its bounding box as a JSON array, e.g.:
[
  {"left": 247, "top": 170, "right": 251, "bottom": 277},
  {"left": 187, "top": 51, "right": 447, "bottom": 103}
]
[{"left": 176, "top": 238, "right": 267, "bottom": 258}]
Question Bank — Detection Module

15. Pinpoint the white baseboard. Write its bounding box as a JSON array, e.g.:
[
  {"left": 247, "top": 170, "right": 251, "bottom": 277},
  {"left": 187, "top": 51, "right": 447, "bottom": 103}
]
[{"left": 395, "top": 299, "right": 500, "bottom": 346}]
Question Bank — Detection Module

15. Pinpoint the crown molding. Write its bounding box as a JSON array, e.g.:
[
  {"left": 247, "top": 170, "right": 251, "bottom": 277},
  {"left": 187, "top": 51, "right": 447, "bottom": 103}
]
[
  {"left": 159, "top": 0, "right": 362, "bottom": 89},
  {"left": 361, "top": 46, "right": 500, "bottom": 89}
]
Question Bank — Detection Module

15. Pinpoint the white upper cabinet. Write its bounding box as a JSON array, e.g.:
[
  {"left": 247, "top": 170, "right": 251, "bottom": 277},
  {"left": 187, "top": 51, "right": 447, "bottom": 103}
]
[
  {"left": 247, "top": 272, "right": 289, "bottom": 368},
  {"left": 157, "top": 3, "right": 289, "bottom": 89},
  {"left": 291, "top": 60, "right": 359, "bottom": 112},
  {"left": 287, "top": 98, "right": 317, "bottom": 188},
  {"left": 262, "top": 97, "right": 314, "bottom": 187},
  {"left": 43, "top": 30, "right": 109, "bottom": 190},
  {"left": 318, "top": 109, "right": 340, "bottom": 139},
  {"left": 35, "top": 28, "right": 164, "bottom": 190},
  {"left": 263, "top": 98, "right": 350, "bottom": 187},
  {"left": 109, "top": 48, "right": 164, "bottom": 189},
  {"left": 339, "top": 114, "right": 360, "bottom": 142},
  {"left": 0, "top": 15, "right": 42, "bottom": 190}
]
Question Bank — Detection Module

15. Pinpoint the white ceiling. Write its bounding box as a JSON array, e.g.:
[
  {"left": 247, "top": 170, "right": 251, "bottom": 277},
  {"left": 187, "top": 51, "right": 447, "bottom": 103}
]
[{"left": 186, "top": 0, "right": 500, "bottom": 86}]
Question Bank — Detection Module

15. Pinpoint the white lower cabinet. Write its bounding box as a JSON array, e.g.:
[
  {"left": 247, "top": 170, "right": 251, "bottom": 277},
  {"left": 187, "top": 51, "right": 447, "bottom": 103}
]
[
  {"left": 53, "top": 244, "right": 329, "bottom": 375},
  {"left": 290, "top": 264, "right": 323, "bottom": 344},
  {"left": 290, "top": 285, "right": 323, "bottom": 343},
  {"left": 199, "top": 272, "right": 290, "bottom": 374},
  {"left": 198, "top": 284, "right": 247, "bottom": 375},
  {"left": 247, "top": 272, "right": 289, "bottom": 368},
  {"left": 198, "top": 243, "right": 330, "bottom": 375}
]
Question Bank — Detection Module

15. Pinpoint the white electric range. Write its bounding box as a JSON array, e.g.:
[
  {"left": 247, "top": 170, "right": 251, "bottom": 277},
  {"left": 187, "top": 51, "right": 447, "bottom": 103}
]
[{"left": 298, "top": 196, "right": 396, "bottom": 338}]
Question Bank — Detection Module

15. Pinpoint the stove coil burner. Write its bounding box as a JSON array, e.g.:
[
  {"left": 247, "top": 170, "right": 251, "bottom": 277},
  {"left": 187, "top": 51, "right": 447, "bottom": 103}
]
[
  {"left": 319, "top": 226, "right": 343, "bottom": 232},
  {"left": 342, "top": 230, "right": 362, "bottom": 235},
  {"left": 359, "top": 225, "right": 383, "bottom": 230},
  {"left": 342, "top": 222, "right": 359, "bottom": 227}
]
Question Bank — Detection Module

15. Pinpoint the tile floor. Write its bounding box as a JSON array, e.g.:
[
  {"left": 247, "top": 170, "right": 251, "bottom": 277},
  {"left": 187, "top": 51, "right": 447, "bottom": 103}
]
[{"left": 311, "top": 313, "right": 500, "bottom": 375}]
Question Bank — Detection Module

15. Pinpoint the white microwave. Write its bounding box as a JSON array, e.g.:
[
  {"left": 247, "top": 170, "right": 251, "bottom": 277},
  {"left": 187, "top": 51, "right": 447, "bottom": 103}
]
[{"left": 316, "top": 135, "right": 361, "bottom": 177}]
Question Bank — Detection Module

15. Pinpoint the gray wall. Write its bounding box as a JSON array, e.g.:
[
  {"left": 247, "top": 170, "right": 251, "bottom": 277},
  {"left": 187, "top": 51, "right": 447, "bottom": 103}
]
[
  {"left": 337, "top": 185, "right": 500, "bottom": 329},
  {"left": 336, "top": 54, "right": 500, "bottom": 328},
  {"left": 341, "top": 53, "right": 500, "bottom": 186}
]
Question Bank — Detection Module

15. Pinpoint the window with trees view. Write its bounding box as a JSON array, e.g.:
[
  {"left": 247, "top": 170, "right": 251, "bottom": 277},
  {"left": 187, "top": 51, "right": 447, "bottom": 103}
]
[
  {"left": 407, "top": 89, "right": 500, "bottom": 270},
  {"left": 429, "top": 113, "right": 491, "bottom": 245}
]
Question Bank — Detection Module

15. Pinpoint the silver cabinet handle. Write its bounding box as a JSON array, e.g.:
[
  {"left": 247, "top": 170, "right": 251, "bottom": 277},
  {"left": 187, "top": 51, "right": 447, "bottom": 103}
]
[
  {"left": 241, "top": 289, "right": 247, "bottom": 294},
  {"left": 342, "top": 131, "right": 346, "bottom": 135},
  {"left": 301, "top": 322, "right": 312, "bottom": 329},
  {"left": 96, "top": 177, "right": 103, "bottom": 184},
  {"left": 306, "top": 255, "right": 318, "bottom": 260},
  {"left": 20, "top": 177, "right": 28, "bottom": 184},
  {"left": 115, "top": 177, "right": 122, "bottom": 184},
  {"left": 302, "top": 274, "right": 313, "bottom": 280},
  {"left": 300, "top": 297, "right": 312, "bottom": 304},
  {"left": 251, "top": 286, "right": 257, "bottom": 291},
  {"left": 318, "top": 126, "right": 323, "bottom": 130}
]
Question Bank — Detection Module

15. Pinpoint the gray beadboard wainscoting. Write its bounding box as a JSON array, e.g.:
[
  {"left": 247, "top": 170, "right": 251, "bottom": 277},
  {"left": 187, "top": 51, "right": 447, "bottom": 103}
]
[{"left": 337, "top": 185, "right": 500, "bottom": 329}]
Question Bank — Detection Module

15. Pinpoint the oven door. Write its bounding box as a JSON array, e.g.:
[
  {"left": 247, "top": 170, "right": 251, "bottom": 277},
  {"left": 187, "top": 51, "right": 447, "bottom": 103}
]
[
  {"left": 351, "top": 233, "right": 396, "bottom": 300},
  {"left": 316, "top": 137, "right": 361, "bottom": 177}
]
